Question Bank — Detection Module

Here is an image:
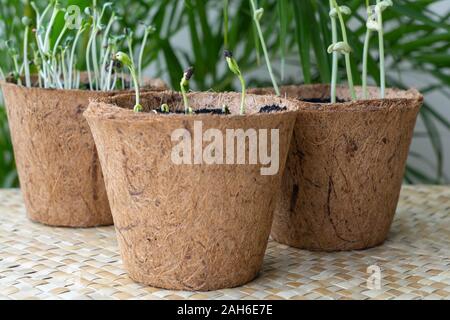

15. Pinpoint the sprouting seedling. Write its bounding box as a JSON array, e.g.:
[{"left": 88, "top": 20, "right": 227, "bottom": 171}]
[
  {"left": 328, "top": 0, "right": 338, "bottom": 103},
  {"left": 328, "top": 1, "right": 356, "bottom": 101},
  {"left": 362, "top": 1, "right": 374, "bottom": 99},
  {"left": 68, "top": 20, "right": 88, "bottom": 89},
  {"left": 180, "top": 67, "right": 194, "bottom": 115},
  {"left": 125, "top": 28, "right": 134, "bottom": 63},
  {"left": 138, "top": 24, "right": 157, "bottom": 85},
  {"left": 222, "top": 104, "right": 231, "bottom": 115},
  {"left": 22, "top": 17, "right": 32, "bottom": 87},
  {"left": 249, "top": 0, "right": 280, "bottom": 97},
  {"left": 103, "top": 35, "right": 124, "bottom": 91},
  {"left": 224, "top": 50, "right": 246, "bottom": 115},
  {"left": 5, "top": 41, "right": 22, "bottom": 85},
  {"left": 160, "top": 104, "right": 170, "bottom": 113},
  {"left": 114, "top": 51, "right": 142, "bottom": 112},
  {"left": 43, "top": 1, "right": 61, "bottom": 53},
  {"left": 376, "top": 0, "right": 393, "bottom": 98}
]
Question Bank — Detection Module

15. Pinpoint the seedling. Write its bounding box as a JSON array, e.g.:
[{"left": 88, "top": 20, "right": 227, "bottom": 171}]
[
  {"left": 114, "top": 51, "right": 142, "bottom": 112},
  {"left": 249, "top": 0, "right": 280, "bottom": 96},
  {"left": 22, "top": 17, "right": 32, "bottom": 88},
  {"left": 180, "top": 67, "right": 194, "bottom": 115},
  {"left": 377, "top": 0, "right": 392, "bottom": 98},
  {"left": 160, "top": 104, "right": 170, "bottom": 113},
  {"left": 224, "top": 50, "right": 246, "bottom": 115},
  {"left": 138, "top": 24, "right": 156, "bottom": 85},
  {"left": 328, "top": 0, "right": 356, "bottom": 101},
  {"left": 5, "top": 41, "right": 22, "bottom": 85},
  {"left": 222, "top": 105, "right": 231, "bottom": 115}
]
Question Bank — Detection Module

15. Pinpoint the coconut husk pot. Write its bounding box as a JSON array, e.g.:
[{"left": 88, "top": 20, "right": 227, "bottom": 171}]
[
  {"left": 84, "top": 91, "right": 297, "bottom": 290},
  {"left": 0, "top": 77, "right": 167, "bottom": 227},
  {"left": 250, "top": 85, "right": 423, "bottom": 251}
]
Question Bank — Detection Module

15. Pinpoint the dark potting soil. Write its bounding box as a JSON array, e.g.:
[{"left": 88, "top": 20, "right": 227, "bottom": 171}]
[
  {"left": 300, "top": 98, "right": 348, "bottom": 103},
  {"left": 156, "top": 108, "right": 228, "bottom": 115},
  {"left": 259, "top": 104, "right": 287, "bottom": 113},
  {"left": 155, "top": 105, "right": 288, "bottom": 115}
]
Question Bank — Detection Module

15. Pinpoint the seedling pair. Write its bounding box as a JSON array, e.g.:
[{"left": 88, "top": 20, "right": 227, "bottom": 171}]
[
  {"left": 328, "top": 0, "right": 392, "bottom": 101},
  {"left": 175, "top": 51, "right": 246, "bottom": 116}
]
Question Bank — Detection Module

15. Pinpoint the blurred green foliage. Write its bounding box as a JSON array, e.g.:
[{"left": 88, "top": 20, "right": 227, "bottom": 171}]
[{"left": 0, "top": 0, "right": 449, "bottom": 187}]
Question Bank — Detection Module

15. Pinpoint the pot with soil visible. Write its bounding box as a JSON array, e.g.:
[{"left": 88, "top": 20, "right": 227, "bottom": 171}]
[
  {"left": 85, "top": 91, "right": 297, "bottom": 290},
  {"left": 0, "top": 77, "right": 167, "bottom": 227},
  {"left": 250, "top": 84, "right": 423, "bottom": 251}
]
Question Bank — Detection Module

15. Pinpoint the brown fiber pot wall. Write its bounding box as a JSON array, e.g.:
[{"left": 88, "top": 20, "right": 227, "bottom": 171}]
[
  {"left": 250, "top": 85, "right": 423, "bottom": 251},
  {"left": 0, "top": 79, "right": 167, "bottom": 227},
  {"left": 85, "top": 91, "right": 297, "bottom": 290}
]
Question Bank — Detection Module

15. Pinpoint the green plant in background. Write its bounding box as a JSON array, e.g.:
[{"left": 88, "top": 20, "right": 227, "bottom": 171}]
[
  {"left": 224, "top": 50, "right": 246, "bottom": 114},
  {"left": 0, "top": 0, "right": 449, "bottom": 187}
]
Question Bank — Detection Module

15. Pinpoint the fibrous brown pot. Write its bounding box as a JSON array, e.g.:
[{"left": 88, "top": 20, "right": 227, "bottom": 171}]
[
  {"left": 0, "top": 78, "right": 167, "bottom": 227},
  {"left": 250, "top": 85, "right": 423, "bottom": 251},
  {"left": 84, "top": 91, "right": 297, "bottom": 290}
]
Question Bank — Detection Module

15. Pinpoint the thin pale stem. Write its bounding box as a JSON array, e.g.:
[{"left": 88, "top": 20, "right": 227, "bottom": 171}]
[
  {"left": 250, "top": 0, "right": 280, "bottom": 96},
  {"left": 377, "top": 0, "right": 386, "bottom": 99},
  {"left": 332, "top": 0, "right": 356, "bottom": 100},
  {"left": 86, "top": 24, "right": 95, "bottom": 90},
  {"left": 52, "top": 25, "right": 68, "bottom": 57},
  {"left": 128, "top": 66, "right": 140, "bottom": 111},
  {"left": 181, "top": 84, "right": 190, "bottom": 114},
  {"left": 91, "top": 29, "right": 100, "bottom": 90},
  {"left": 362, "top": 29, "right": 371, "bottom": 99},
  {"left": 23, "top": 26, "right": 31, "bottom": 87},
  {"left": 329, "top": 0, "right": 338, "bottom": 103},
  {"left": 138, "top": 30, "right": 149, "bottom": 85},
  {"left": 238, "top": 74, "right": 246, "bottom": 114},
  {"left": 44, "top": 6, "right": 59, "bottom": 53},
  {"left": 100, "top": 46, "right": 111, "bottom": 90},
  {"left": 69, "top": 27, "right": 85, "bottom": 89},
  {"left": 223, "top": 0, "right": 229, "bottom": 48},
  {"left": 101, "top": 13, "right": 115, "bottom": 58}
]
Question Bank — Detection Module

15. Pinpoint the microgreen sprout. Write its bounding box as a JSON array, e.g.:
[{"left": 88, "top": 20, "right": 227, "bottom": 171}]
[
  {"left": 22, "top": 17, "right": 32, "bottom": 88},
  {"left": 222, "top": 104, "right": 231, "bottom": 115},
  {"left": 376, "top": 0, "right": 393, "bottom": 98},
  {"left": 328, "top": 0, "right": 356, "bottom": 101},
  {"left": 224, "top": 50, "right": 246, "bottom": 115},
  {"left": 160, "top": 104, "right": 170, "bottom": 113},
  {"left": 249, "top": 0, "right": 280, "bottom": 97},
  {"left": 180, "top": 67, "right": 194, "bottom": 115},
  {"left": 362, "top": 1, "right": 374, "bottom": 99},
  {"left": 328, "top": 0, "right": 338, "bottom": 103},
  {"left": 5, "top": 41, "right": 22, "bottom": 85},
  {"left": 138, "top": 24, "right": 156, "bottom": 85},
  {"left": 114, "top": 51, "right": 142, "bottom": 112}
]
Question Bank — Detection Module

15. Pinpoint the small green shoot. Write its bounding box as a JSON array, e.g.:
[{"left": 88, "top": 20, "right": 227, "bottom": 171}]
[
  {"left": 180, "top": 67, "right": 194, "bottom": 115},
  {"left": 224, "top": 50, "right": 246, "bottom": 115},
  {"left": 160, "top": 104, "right": 170, "bottom": 113},
  {"left": 114, "top": 51, "right": 142, "bottom": 112}
]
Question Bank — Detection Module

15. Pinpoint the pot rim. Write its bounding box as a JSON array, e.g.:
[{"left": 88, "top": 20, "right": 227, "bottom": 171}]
[
  {"left": 0, "top": 74, "right": 166, "bottom": 95},
  {"left": 252, "top": 84, "right": 424, "bottom": 113},
  {"left": 84, "top": 90, "right": 299, "bottom": 122}
]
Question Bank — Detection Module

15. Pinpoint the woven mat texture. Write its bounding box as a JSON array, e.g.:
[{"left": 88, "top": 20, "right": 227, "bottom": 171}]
[{"left": 0, "top": 186, "right": 449, "bottom": 300}]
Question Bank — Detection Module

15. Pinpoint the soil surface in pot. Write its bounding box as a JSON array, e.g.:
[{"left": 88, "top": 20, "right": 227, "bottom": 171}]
[
  {"left": 299, "top": 98, "right": 349, "bottom": 104},
  {"left": 155, "top": 104, "right": 288, "bottom": 115}
]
